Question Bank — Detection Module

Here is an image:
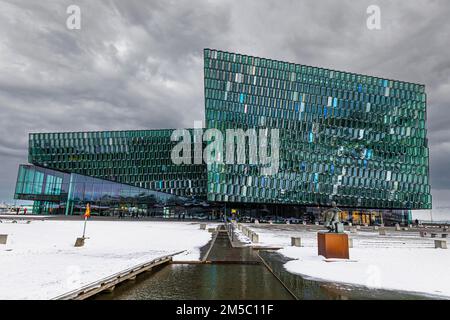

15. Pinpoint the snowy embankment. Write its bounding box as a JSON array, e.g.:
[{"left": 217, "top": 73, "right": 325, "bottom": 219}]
[
  {"left": 0, "top": 220, "right": 216, "bottom": 299},
  {"left": 241, "top": 224, "right": 450, "bottom": 298}
]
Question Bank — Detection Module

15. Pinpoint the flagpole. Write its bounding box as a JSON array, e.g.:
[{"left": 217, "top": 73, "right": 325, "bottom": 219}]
[
  {"left": 82, "top": 215, "right": 87, "bottom": 238},
  {"left": 82, "top": 203, "right": 90, "bottom": 238}
]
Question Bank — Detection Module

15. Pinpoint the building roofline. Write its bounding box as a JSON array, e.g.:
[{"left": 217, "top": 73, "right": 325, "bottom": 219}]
[
  {"left": 28, "top": 127, "right": 200, "bottom": 136},
  {"left": 204, "top": 48, "right": 426, "bottom": 88}
]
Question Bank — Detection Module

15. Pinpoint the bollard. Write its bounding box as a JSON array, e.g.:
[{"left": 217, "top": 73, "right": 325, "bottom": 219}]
[
  {"left": 291, "top": 237, "right": 301, "bottom": 247},
  {"left": 254, "top": 219, "right": 259, "bottom": 224},
  {"left": 395, "top": 224, "right": 401, "bottom": 231},
  {"left": 200, "top": 223, "right": 206, "bottom": 230},
  {"left": 0, "top": 234, "right": 8, "bottom": 245},
  {"left": 356, "top": 225, "right": 361, "bottom": 230},
  {"left": 74, "top": 237, "right": 85, "bottom": 247},
  {"left": 348, "top": 222, "right": 352, "bottom": 227},
  {"left": 379, "top": 228, "right": 386, "bottom": 236},
  {"left": 315, "top": 222, "right": 319, "bottom": 226},
  {"left": 251, "top": 233, "right": 259, "bottom": 243},
  {"left": 302, "top": 221, "right": 307, "bottom": 226},
  {"left": 435, "top": 240, "right": 447, "bottom": 249},
  {"left": 348, "top": 238, "right": 353, "bottom": 248}
]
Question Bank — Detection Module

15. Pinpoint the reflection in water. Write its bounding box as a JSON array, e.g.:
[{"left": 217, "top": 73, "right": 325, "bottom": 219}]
[
  {"left": 95, "top": 229, "right": 292, "bottom": 300},
  {"left": 92, "top": 228, "right": 431, "bottom": 300},
  {"left": 94, "top": 264, "right": 293, "bottom": 300},
  {"left": 259, "top": 250, "right": 434, "bottom": 300},
  {"left": 206, "top": 230, "right": 260, "bottom": 263}
]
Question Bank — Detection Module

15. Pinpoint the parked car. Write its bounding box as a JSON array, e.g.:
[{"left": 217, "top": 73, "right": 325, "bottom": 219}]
[
  {"left": 285, "top": 217, "right": 302, "bottom": 224},
  {"left": 302, "top": 214, "right": 316, "bottom": 224},
  {"left": 257, "top": 216, "right": 270, "bottom": 223},
  {"left": 262, "top": 216, "right": 285, "bottom": 224},
  {"left": 239, "top": 216, "right": 254, "bottom": 223}
]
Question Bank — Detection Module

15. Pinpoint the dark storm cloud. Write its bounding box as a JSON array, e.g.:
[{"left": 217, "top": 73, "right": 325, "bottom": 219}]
[{"left": 0, "top": 0, "right": 449, "bottom": 207}]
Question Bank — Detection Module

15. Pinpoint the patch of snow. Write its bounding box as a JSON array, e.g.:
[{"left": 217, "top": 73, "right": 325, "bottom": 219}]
[
  {"left": 0, "top": 220, "right": 215, "bottom": 299},
  {"left": 0, "top": 214, "right": 52, "bottom": 218},
  {"left": 232, "top": 227, "right": 251, "bottom": 245},
  {"left": 243, "top": 223, "right": 450, "bottom": 298},
  {"left": 280, "top": 246, "right": 450, "bottom": 298}
]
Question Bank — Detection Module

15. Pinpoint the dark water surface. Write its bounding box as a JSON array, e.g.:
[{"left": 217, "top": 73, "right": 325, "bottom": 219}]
[
  {"left": 94, "top": 263, "right": 293, "bottom": 300},
  {"left": 94, "top": 230, "right": 293, "bottom": 300},
  {"left": 258, "top": 250, "right": 435, "bottom": 300},
  {"left": 93, "top": 227, "right": 434, "bottom": 300}
]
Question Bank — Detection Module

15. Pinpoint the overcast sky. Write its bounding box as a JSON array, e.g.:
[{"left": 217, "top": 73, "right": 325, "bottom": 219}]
[{"left": 0, "top": 0, "right": 449, "bottom": 209}]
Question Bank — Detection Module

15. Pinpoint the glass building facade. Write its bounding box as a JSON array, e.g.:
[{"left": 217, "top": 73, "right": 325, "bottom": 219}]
[
  {"left": 14, "top": 48, "right": 431, "bottom": 219},
  {"left": 28, "top": 129, "right": 207, "bottom": 198},
  {"left": 15, "top": 164, "right": 189, "bottom": 215},
  {"left": 204, "top": 49, "right": 431, "bottom": 209}
]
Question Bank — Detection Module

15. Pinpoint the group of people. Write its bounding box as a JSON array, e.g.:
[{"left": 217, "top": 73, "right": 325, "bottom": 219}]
[{"left": 15, "top": 207, "right": 27, "bottom": 215}]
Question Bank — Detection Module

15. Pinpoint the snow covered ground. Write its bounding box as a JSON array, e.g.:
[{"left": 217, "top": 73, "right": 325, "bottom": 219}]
[
  {"left": 0, "top": 220, "right": 216, "bottom": 299},
  {"left": 240, "top": 224, "right": 450, "bottom": 298},
  {"left": 0, "top": 214, "right": 52, "bottom": 218}
]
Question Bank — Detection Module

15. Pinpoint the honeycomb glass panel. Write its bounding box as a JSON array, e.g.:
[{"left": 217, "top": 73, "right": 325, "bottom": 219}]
[{"left": 203, "top": 49, "right": 431, "bottom": 209}]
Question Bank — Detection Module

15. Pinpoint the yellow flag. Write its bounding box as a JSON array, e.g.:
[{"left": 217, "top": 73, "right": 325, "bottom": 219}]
[{"left": 84, "top": 203, "right": 91, "bottom": 218}]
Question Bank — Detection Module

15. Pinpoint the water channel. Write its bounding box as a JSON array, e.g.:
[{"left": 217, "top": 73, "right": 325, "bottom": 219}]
[
  {"left": 93, "top": 229, "right": 293, "bottom": 300},
  {"left": 93, "top": 226, "right": 432, "bottom": 300}
]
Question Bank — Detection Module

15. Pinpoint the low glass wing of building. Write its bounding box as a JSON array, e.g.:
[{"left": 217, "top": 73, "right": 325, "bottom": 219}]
[
  {"left": 15, "top": 164, "right": 69, "bottom": 203},
  {"left": 14, "top": 164, "right": 189, "bottom": 216}
]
